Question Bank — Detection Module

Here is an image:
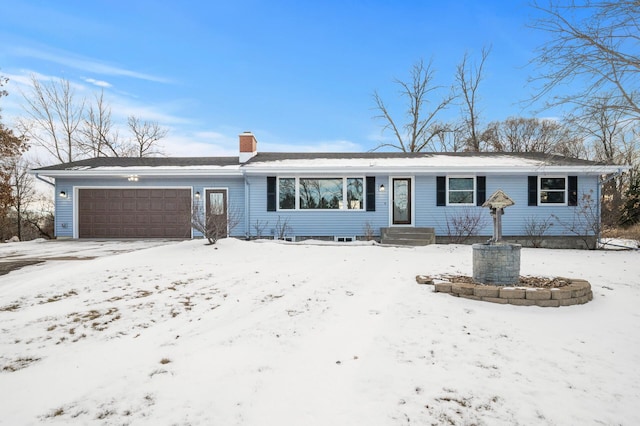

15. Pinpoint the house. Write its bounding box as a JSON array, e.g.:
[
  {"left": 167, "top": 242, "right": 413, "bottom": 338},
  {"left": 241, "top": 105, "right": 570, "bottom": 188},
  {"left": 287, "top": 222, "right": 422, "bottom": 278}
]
[{"left": 31, "top": 132, "right": 627, "bottom": 248}]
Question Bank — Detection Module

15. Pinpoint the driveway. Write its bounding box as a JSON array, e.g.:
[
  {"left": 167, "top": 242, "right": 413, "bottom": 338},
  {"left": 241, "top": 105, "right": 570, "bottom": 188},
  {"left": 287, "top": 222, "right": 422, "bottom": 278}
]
[{"left": 0, "top": 239, "right": 183, "bottom": 276}]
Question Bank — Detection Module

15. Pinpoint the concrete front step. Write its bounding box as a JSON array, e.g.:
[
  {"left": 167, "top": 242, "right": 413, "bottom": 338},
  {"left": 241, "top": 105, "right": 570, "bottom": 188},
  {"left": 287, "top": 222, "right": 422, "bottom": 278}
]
[
  {"left": 381, "top": 238, "right": 434, "bottom": 246},
  {"left": 380, "top": 227, "right": 435, "bottom": 246}
]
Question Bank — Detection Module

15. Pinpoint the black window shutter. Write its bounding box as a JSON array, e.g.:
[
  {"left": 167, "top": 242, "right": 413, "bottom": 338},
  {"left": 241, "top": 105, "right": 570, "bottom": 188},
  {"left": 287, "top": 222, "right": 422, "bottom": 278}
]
[
  {"left": 267, "top": 176, "right": 276, "bottom": 211},
  {"left": 366, "top": 176, "right": 376, "bottom": 211},
  {"left": 436, "top": 176, "right": 446, "bottom": 206},
  {"left": 476, "top": 176, "right": 486, "bottom": 206},
  {"left": 528, "top": 176, "right": 538, "bottom": 206},
  {"left": 568, "top": 176, "right": 578, "bottom": 206}
]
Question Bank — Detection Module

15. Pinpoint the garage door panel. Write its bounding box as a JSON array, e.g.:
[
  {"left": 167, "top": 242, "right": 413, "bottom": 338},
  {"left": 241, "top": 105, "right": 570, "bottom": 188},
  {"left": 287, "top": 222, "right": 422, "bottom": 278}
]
[
  {"left": 122, "top": 215, "right": 135, "bottom": 225},
  {"left": 78, "top": 188, "right": 191, "bottom": 238},
  {"left": 164, "top": 200, "right": 179, "bottom": 211},
  {"left": 93, "top": 214, "right": 108, "bottom": 225},
  {"left": 150, "top": 200, "right": 164, "bottom": 211},
  {"left": 149, "top": 214, "right": 163, "bottom": 224}
]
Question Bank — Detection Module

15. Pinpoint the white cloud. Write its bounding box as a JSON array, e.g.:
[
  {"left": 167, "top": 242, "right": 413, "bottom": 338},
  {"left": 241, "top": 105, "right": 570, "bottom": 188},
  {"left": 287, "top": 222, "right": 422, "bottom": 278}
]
[
  {"left": 8, "top": 46, "right": 171, "bottom": 84},
  {"left": 1, "top": 70, "right": 188, "bottom": 128},
  {"left": 84, "top": 78, "right": 112, "bottom": 88}
]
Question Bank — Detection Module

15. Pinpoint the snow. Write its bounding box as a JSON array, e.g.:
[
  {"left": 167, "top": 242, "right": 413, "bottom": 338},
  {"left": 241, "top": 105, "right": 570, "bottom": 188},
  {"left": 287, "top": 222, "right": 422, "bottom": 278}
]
[
  {"left": 1, "top": 239, "right": 639, "bottom": 425},
  {"left": 245, "top": 155, "right": 546, "bottom": 169},
  {"left": 599, "top": 238, "right": 640, "bottom": 250}
]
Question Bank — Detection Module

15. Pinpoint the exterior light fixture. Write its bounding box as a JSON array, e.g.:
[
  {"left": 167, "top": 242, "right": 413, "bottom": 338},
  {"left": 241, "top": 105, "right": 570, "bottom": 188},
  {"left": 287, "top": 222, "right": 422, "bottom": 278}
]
[
  {"left": 127, "top": 175, "right": 139, "bottom": 182},
  {"left": 379, "top": 184, "right": 385, "bottom": 192},
  {"left": 195, "top": 191, "right": 201, "bottom": 199},
  {"left": 59, "top": 191, "right": 67, "bottom": 198}
]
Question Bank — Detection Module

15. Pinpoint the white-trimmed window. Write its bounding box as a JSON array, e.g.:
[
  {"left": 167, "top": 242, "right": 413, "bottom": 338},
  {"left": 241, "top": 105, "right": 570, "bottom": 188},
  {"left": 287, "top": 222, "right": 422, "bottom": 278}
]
[
  {"left": 278, "top": 177, "right": 364, "bottom": 210},
  {"left": 447, "top": 177, "right": 475, "bottom": 205},
  {"left": 539, "top": 176, "right": 567, "bottom": 205}
]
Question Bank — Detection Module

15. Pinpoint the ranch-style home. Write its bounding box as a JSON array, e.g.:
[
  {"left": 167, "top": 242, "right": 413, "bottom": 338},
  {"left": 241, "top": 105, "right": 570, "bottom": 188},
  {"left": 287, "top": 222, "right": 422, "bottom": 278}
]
[{"left": 32, "top": 132, "right": 626, "bottom": 248}]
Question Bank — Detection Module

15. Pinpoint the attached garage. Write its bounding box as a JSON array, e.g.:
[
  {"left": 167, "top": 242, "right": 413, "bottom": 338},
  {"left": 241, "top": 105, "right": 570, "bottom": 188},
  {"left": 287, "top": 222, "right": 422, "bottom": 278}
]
[{"left": 78, "top": 188, "right": 192, "bottom": 238}]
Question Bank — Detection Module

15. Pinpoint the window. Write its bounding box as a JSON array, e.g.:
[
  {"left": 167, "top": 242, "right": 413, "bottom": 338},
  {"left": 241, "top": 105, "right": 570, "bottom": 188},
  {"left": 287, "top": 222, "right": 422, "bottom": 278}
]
[
  {"left": 279, "top": 178, "right": 295, "bottom": 209},
  {"left": 276, "top": 177, "right": 364, "bottom": 210},
  {"left": 334, "top": 236, "right": 355, "bottom": 242},
  {"left": 300, "top": 178, "right": 343, "bottom": 209},
  {"left": 540, "top": 177, "right": 566, "bottom": 204},
  {"left": 447, "top": 177, "right": 475, "bottom": 205},
  {"left": 346, "top": 178, "right": 364, "bottom": 209}
]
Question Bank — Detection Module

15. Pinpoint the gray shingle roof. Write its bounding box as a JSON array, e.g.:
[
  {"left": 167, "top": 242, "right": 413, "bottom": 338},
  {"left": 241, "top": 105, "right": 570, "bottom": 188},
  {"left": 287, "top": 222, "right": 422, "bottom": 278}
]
[
  {"left": 34, "top": 156, "right": 240, "bottom": 170},
  {"left": 32, "top": 151, "right": 612, "bottom": 171},
  {"left": 245, "top": 151, "right": 610, "bottom": 166}
]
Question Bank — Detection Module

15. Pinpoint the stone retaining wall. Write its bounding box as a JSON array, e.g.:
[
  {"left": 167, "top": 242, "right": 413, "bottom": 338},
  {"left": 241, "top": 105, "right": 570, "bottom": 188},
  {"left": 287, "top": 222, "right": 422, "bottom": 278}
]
[{"left": 431, "top": 279, "right": 593, "bottom": 307}]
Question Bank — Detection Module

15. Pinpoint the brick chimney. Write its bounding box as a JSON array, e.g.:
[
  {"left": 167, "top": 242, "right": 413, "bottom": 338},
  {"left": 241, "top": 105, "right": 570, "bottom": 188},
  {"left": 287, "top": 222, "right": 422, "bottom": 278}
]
[{"left": 239, "top": 131, "right": 258, "bottom": 163}]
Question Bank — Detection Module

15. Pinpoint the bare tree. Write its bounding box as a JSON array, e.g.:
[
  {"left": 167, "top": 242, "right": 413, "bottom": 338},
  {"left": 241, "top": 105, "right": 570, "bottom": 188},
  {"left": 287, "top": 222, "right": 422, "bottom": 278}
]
[
  {"left": 529, "top": 1, "right": 640, "bottom": 122},
  {"left": 191, "top": 202, "right": 241, "bottom": 245},
  {"left": 22, "top": 211, "right": 54, "bottom": 239},
  {"left": 19, "top": 76, "right": 167, "bottom": 163},
  {"left": 1, "top": 74, "right": 29, "bottom": 237},
  {"left": 126, "top": 116, "right": 167, "bottom": 157},
  {"left": 566, "top": 94, "right": 639, "bottom": 225},
  {"left": 430, "top": 122, "right": 466, "bottom": 152},
  {"left": 373, "top": 59, "right": 456, "bottom": 152},
  {"left": 568, "top": 94, "right": 638, "bottom": 164},
  {"left": 482, "top": 116, "right": 585, "bottom": 157},
  {"left": 552, "top": 190, "right": 602, "bottom": 249},
  {"left": 456, "top": 46, "right": 491, "bottom": 152},
  {"left": 79, "top": 90, "right": 123, "bottom": 157},
  {"left": 7, "top": 157, "right": 37, "bottom": 240},
  {"left": 18, "top": 75, "right": 85, "bottom": 163},
  {"left": 443, "top": 207, "right": 488, "bottom": 243},
  {"left": 523, "top": 216, "right": 554, "bottom": 248},
  {"left": 273, "top": 216, "right": 293, "bottom": 240},
  {"left": 252, "top": 219, "right": 269, "bottom": 239}
]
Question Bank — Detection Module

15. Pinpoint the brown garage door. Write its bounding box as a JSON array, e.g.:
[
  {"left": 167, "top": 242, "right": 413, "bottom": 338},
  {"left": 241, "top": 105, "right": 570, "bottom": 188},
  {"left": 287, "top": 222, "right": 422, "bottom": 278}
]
[{"left": 78, "top": 188, "right": 192, "bottom": 238}]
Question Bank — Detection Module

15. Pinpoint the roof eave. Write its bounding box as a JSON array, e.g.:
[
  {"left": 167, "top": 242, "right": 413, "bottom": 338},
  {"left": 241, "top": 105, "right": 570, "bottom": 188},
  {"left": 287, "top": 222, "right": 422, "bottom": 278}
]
[
  {"left": 242, "top": 164, "right": 629, "bottom": 175},
  {"left": 29, "top": 168, "right": 243, "bottom": 178}
]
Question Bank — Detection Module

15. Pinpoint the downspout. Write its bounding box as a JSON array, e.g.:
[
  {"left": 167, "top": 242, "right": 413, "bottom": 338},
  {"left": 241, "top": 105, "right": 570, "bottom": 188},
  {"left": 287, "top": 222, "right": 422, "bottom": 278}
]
[
  {"left": 34, "top": 173, "right": 57, "bottom": 239},
  {"left": 34, "top": 173, "right": 55, "bottom": 187},
  {"left": 245, "top": 175, "right": 251, "bottom": 239}
]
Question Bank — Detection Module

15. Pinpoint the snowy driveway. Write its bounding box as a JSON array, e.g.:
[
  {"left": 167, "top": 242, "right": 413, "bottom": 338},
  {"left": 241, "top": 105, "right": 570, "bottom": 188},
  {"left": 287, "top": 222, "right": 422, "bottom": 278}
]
[{"left": 0, "top": 239, "right": 183, "bottom": 275}]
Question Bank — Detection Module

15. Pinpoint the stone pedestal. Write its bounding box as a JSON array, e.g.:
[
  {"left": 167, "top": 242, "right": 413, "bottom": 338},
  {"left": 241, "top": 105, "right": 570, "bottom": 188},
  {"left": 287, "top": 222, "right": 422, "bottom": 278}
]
[{"left": 472, "top": 243, "right": 521, "bottom": 285}]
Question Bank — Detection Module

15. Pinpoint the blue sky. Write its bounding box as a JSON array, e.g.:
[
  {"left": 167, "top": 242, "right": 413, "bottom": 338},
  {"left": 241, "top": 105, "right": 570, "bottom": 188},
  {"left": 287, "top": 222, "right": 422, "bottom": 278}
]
[{"left": 1, "top": 0, "right": 556, "bottom": 158}]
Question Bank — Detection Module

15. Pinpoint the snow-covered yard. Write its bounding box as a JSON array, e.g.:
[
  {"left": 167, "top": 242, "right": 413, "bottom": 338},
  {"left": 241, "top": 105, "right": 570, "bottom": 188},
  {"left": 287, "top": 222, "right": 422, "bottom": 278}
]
[{"left": 1, "top": 239, "right": 639, "bottom": 425}]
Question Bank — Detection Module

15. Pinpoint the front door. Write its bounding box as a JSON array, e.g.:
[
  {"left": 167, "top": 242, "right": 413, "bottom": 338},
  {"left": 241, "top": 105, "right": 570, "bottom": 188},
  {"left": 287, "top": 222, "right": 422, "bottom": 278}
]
[
  {"left": 392, "top": 178, "right": 411, "bottom": 225},
  {"left": 206, "top": 189, "right": 228, "bottom": 238}
]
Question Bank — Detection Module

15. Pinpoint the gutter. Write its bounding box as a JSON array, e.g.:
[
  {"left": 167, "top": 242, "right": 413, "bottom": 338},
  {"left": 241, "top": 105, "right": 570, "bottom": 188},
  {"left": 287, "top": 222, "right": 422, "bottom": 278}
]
[
  {"left": 34, "top": 173, "right": 55, "bottom": 187},
  {"left": 242, "top": 165, "right": 625, "bottom": 176}
]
